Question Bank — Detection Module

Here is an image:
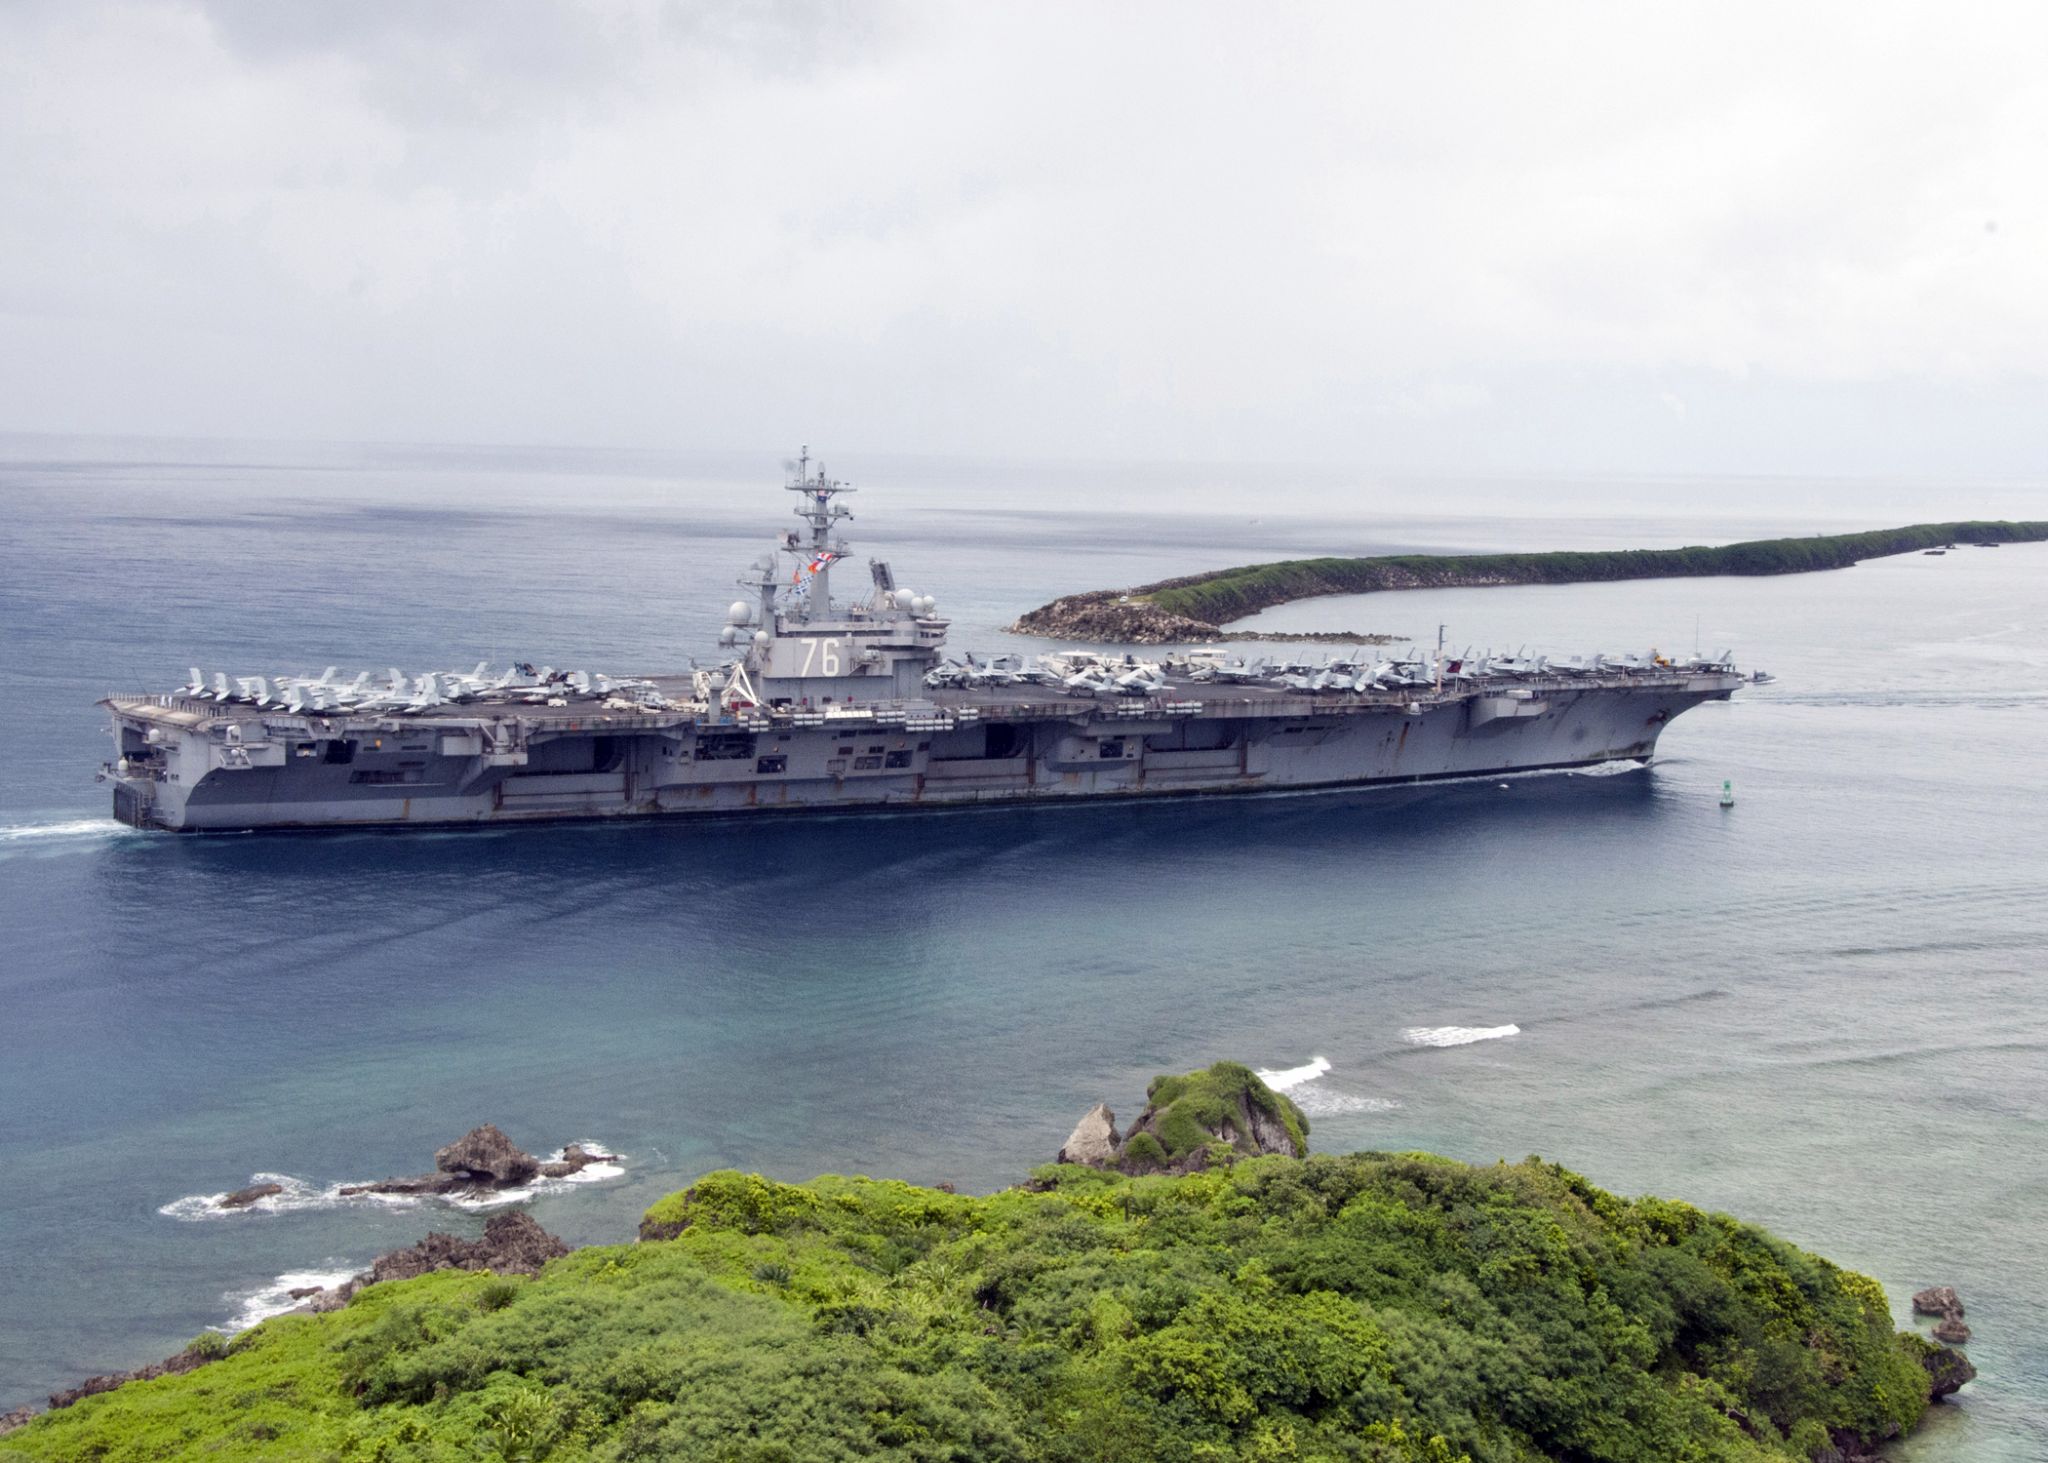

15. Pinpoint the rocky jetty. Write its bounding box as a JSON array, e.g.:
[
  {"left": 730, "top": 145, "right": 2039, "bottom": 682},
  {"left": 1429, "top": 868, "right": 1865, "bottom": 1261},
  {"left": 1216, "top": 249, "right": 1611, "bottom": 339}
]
[
  {"left": 337, "top": 1126, "right": 617, "bottom": 1200},
  {"left": 1053, "top": 1060, "right": 1309, "bottom": 1175}
]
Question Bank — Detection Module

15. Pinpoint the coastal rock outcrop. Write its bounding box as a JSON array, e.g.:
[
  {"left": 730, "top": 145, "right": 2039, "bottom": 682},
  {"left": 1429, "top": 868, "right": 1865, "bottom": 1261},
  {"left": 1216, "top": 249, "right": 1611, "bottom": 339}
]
[
  {"left": 1911, "top": 1284, "right": 1971, "bottom": 1344},
  {"left": 1911, "top": 1285, "right": 1963, "bottom": 1318},
  {"left": 540, "top": 1142, "right": 615, "bottom": 1179},
  {"left": 1008, "top": 590, "right": 1395, "bottom": 646},
  {"left": 46, "top": 1338, "right": 222, "bottom": 1412},
  {"left": 1011, "top": 592, "right": 1226, "bottom": 645},
  {"left": 218, "top": 1182, "right": 283, "bottom": 1209},
  {"left": 435, "top": 1124, "right": 539, "bottom": 1186},
  {"left": 364, "top": 1212, "right": 568, "bottom": 1285},
  {"left": 1056, "top": 1103, "right": 1120, "bottom": 1166},
  {"left": 338, "top": 1127, "right": 617, "bottom": 1199},
  {"left": 1918, "top": 1338, "right": 1978, "bottom": 1400},
  {"left": 1052, "top": 1061, "right": 1309, "bottom": 1176},
  {"left": 1, "top": 1406, "right": 39, "bottom": 1436},
  {"left": 291, "top": 1211, "right": 572, "bottom": 1316},
  {"left": 26, "top": 1213, "right": 576, "bottom": 1422}
]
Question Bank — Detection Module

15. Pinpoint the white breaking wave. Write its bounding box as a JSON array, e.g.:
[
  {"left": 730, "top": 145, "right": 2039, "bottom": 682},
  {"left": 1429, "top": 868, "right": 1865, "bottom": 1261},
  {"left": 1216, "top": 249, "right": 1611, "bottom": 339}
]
[
  {"left": 551, "top": 1140, "right": 626, "bottom": 1185},
  {"left": 1402, "top": 1023, "right": 1521, "bottom": 1048},
  {"left": 162, "top": 1144, "right": 627, "bottom": 1221},
  {"left": 159, "top": 1173, "right": 422, "bottom": 1221},
  {"left": 219, "top": 1266, "right": 360, "bottom": 1333},
  {"left": 1255, "top": 1056, "right": 1331, "bottom": 1091},
  {"left": 1255, "top": 1057, "right": 1399, "bottom": 1118}
]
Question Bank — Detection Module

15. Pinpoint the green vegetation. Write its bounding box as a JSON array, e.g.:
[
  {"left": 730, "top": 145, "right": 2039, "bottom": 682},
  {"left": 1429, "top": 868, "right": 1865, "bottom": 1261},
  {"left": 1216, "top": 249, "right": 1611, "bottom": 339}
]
[
  {"left": 1129, "top": 520, "right": 2048, "bottom": 626},
  {"left": 4, "top": 1152, "right": 1942, "bottom": 1461},
  {"left": 1138, "top": 1059, "right": 1308, "bottom": 1163}
]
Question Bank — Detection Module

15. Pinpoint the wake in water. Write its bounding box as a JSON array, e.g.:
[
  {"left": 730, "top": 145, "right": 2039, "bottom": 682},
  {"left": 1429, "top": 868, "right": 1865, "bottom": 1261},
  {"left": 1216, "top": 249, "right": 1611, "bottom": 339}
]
[
  {"left": 0, "top": 817, "right": 136, "bottom": 856},
  {"left": 1402, "top": 1024, "right": 1521, "bottom": 1048},
  {"left": 1254, "top": 1056, "right": 1401, "bottom": 1117},
  {"left": 160, "top": 1143, "right": 627, "bottom": 1222}
]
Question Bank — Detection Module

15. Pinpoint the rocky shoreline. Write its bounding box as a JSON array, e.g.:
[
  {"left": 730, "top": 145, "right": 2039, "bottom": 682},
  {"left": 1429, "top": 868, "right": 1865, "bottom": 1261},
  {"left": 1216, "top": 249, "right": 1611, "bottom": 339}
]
[
  {"left": 0, "top": 1125, "right": 616, "bottom": 1433},
  {"left": 0, "top": 1084, "right": 1978, "bottom": 1452},
  {"left": 1008, "top": 588, "right": 1396, "bottom": 646}
]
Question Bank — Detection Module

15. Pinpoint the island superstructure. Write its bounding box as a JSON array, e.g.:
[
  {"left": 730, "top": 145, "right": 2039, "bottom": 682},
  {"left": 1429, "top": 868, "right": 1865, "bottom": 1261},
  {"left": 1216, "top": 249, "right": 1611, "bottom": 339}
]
[{"left": 99, "top": 455, "right": 1745, "bottom": 831}]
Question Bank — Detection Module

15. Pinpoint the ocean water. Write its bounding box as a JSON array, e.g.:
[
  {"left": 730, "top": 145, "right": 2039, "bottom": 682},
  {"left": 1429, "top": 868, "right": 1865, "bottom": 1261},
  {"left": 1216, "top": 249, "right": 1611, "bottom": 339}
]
[{"left": 1, "top": 440, "right": 2044, "bottom": 1459}]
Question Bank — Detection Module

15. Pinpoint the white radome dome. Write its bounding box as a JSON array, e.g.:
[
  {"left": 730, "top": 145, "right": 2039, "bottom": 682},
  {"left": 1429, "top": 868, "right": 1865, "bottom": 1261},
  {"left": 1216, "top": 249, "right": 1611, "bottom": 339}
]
[{"left": 727, "top": 601, "right": 751, "bottom": 625}]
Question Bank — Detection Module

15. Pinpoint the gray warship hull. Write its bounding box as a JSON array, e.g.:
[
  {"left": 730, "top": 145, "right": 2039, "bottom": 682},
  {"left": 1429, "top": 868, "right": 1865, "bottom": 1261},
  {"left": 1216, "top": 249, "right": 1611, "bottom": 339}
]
[
  {"left": 98, "top": 452, "right": 1743, "bottom": 831},
  {"left": 102, "top": 672, "right": 1737, "bottom": 832}
]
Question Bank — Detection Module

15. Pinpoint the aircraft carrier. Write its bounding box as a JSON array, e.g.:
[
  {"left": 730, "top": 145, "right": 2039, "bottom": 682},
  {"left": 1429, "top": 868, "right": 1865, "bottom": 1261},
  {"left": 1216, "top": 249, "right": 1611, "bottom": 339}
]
[{"left": 99, "top": 456, "right": 1746, "bottom": 832}]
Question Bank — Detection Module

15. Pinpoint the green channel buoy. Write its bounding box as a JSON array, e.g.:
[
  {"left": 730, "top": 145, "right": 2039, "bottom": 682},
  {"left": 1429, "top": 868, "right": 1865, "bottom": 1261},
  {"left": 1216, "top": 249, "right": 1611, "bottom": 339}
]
[{"left": 1719, "top": 779, "right": 1735, "bottom": 808}]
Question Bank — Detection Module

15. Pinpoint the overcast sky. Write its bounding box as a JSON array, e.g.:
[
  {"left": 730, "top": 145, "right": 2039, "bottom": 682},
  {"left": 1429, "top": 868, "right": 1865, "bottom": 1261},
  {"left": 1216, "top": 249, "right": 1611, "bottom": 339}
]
[{"left": 3, "top": 1, "right": 2044, "bottom": 478}]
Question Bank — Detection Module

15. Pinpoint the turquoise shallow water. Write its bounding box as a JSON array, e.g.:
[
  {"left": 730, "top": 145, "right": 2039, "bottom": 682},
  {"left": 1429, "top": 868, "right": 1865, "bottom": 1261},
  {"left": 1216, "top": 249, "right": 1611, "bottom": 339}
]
[{"left": 1, "top": 443, "right": 2044, "bottom": 1457}]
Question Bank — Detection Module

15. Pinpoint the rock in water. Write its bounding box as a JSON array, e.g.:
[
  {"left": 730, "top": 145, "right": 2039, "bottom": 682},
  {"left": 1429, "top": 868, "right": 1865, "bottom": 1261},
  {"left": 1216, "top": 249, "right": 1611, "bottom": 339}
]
[
  {"left": 539, "top": 1142, "right": 620, "bottom": 1179},
  {"left": 1920, "top": 1341, "right": 1977, "bottom": 1400},
  {"left": 1057, "top": 1103, "right": 1121, "bottom": 1166},
  {"left": 1911, "top": 1285, "right": 1963, "bottom": 1318},
  {"left": 218, "top": 1182, "right": 283, "bottom": 1209},
  {"left": 435, "top": 1124, "right": 541, "bottom": 1186},
  {"left": 1931, "top": 1316, "right": 1972, "bottom": 1344}
]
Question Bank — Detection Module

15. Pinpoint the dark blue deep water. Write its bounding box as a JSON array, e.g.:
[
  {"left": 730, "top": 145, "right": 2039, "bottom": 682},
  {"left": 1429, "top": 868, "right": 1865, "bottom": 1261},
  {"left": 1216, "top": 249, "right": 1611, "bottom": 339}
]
[{"left": 2, "top": 440, "right": 2044, "bottom": 1459}]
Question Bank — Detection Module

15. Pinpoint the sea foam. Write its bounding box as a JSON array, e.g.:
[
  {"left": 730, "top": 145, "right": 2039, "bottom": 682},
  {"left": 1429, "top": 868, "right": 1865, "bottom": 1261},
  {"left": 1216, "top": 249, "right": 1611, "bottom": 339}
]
[
  {"left": 220, "top": 1266, "right": 360, "bottom": 1332},
  {"left": 1254, "top": 1056, "right": 1332, "bottom": 1091},
  {"left": 161, "top": 1144, "right": 627, "bottom": 1220},
  {"left": 1402, "top": 1023, "right": 1521, "bottom": 1048},
  {"left": 159, "top": 1173, "right": 421, "bottom": 1221},
  {"left": 1254, "top": 1057, "right": 1399, "bottom": 1117}
]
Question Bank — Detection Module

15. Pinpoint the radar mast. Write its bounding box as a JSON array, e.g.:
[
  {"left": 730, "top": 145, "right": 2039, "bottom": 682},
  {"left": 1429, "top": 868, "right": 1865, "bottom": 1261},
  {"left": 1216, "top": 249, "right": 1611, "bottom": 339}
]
[{"left": 781, "top": 446, "right": 855, "bottom": 623}]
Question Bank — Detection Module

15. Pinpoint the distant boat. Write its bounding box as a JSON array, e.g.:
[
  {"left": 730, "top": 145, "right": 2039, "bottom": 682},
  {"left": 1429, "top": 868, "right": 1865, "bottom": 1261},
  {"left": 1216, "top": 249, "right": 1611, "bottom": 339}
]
[
  {"left": 1973, "top": 541, "right": 2001, "bottom": 548},
  {"left": 1923, "top": 549, "right": 1947, "bottom": 556}
]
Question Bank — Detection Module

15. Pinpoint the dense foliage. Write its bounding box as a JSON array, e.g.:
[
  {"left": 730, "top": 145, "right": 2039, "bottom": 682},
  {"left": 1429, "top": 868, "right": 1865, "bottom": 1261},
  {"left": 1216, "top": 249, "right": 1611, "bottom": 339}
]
[
  {"left": 1126, "top": 1059, "right": 1309, "bottom": 1168},
  {"left": 1138, "top": 520, "right": 2048, "bottom": 626},
  {"left": 4, "top": 1150, "right": 1941, "bottom": 1462}
]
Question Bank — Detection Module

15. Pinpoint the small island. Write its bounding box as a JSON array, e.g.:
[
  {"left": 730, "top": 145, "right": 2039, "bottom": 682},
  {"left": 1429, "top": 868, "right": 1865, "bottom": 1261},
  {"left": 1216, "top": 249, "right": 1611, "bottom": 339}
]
[
  {"left": 1, "top": 1063, "right": 1972, "bottom": 1461},
  {"left": 1011, "top": 519, "right": 2048, "bottom": 643}
]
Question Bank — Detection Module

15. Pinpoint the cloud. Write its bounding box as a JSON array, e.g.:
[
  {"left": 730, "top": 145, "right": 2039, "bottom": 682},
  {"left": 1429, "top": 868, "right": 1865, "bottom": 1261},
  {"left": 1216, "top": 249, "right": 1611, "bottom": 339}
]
[{"left": 1, "top": 0, "right": 2043, "bottom": 476}]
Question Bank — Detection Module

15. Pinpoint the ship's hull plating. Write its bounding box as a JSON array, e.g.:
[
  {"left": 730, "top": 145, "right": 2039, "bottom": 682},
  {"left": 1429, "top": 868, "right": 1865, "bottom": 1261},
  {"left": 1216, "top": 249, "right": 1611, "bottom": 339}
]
[{"left": 103, "top": 679, "right": 1735, "bottom": 832}]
